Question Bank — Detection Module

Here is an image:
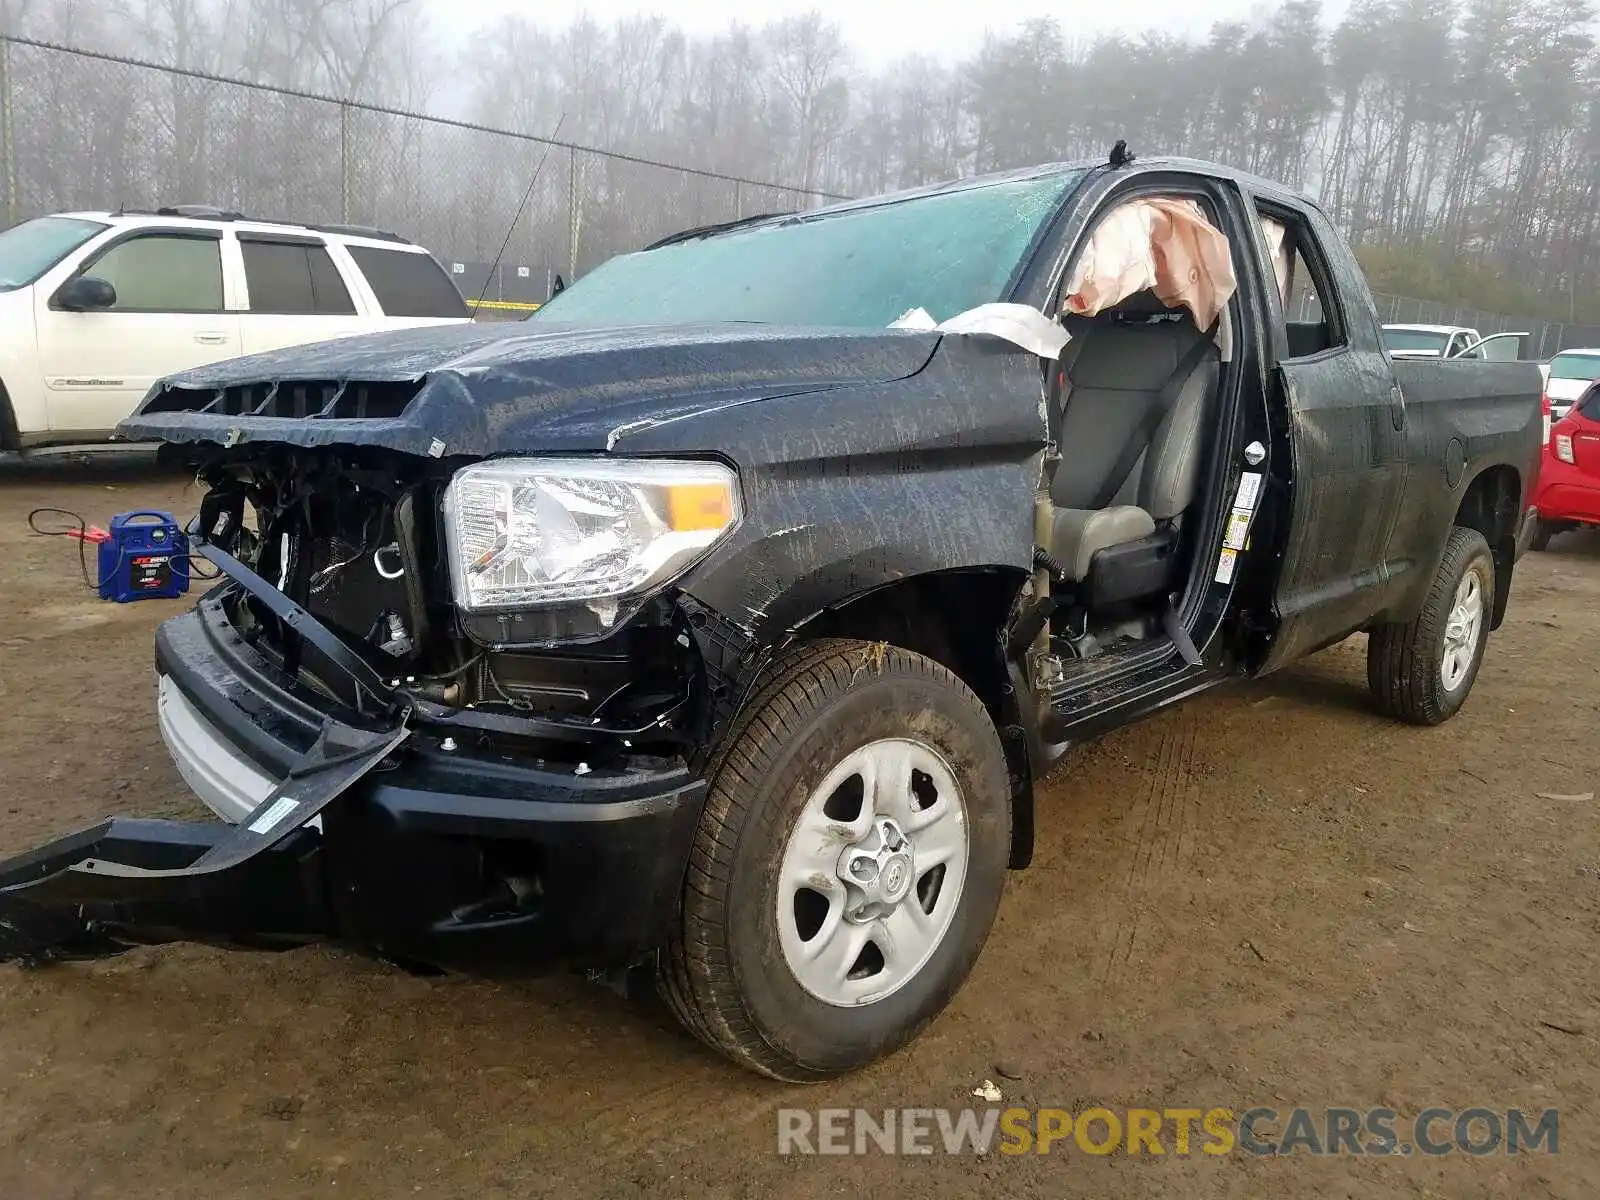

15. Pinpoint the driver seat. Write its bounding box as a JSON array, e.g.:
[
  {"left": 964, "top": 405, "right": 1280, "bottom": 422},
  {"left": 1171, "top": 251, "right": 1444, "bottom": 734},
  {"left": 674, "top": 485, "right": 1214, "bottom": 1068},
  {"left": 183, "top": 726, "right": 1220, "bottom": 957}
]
[{"left": 1048, "top": 294, "right": 1220, "bottom": 608}]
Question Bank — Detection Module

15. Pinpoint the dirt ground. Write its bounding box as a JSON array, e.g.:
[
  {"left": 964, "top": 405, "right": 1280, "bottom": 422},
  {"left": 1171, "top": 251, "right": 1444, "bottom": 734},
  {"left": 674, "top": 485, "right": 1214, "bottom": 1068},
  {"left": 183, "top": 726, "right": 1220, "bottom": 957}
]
[{"left": 0, "top": 457, "right": 1596, "bottom": 1199}]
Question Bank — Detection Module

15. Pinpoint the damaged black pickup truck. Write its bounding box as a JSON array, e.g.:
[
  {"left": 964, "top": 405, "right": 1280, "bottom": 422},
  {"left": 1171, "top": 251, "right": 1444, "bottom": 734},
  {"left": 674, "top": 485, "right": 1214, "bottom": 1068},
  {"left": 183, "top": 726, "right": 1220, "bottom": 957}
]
[{"left": 0, "top": 155, "right": 1543, "bottom": 1081}]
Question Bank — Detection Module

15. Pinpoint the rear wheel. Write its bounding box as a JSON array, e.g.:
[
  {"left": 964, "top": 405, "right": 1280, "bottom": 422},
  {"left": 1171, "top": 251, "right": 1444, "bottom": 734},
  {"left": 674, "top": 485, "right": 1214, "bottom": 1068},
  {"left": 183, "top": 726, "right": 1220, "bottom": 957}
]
[
  {"left": 658, "top": 639, "right": 1011, "bottom": 1081},
  {"left": 1367, "top": 526, "right": 1494, "bottom": 725}
]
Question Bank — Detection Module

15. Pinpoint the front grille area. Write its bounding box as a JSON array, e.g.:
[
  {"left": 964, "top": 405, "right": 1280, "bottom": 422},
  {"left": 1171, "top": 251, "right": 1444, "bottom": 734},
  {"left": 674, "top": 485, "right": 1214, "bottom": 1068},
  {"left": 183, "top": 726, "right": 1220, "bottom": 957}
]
[
  {"left": 239, "top": 479, "right": 430, "bottom": 709},
  {"left": 142, "top": 378, "right": 423, "bottom": 420}
]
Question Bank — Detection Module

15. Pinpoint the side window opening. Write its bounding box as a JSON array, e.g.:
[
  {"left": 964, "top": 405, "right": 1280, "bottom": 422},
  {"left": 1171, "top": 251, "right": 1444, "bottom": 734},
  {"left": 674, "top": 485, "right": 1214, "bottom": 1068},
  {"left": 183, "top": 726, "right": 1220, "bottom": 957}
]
[
  {"left": 1037, "top": 191, "right": 1243, "bottom": 616},
  {"left": 344, "top": 245, "right": 468, "bottom": 319},
  {"left": 84, "top": 234, "right": 223, "bottom": 313},
  {"left": 1256, "top": 206, "right": 1346, "bottom": 359},
  {"left": 241, "top": 239, "right": 356, "bottom": 315},
  {"left": 1060, "top": 193, "right": 1239, "bottom": 342}
]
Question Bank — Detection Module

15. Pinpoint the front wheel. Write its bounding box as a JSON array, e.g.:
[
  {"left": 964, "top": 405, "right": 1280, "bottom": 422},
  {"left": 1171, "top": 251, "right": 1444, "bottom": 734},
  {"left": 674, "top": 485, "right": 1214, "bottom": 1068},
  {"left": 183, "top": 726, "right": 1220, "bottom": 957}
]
[
  {"left": 658, "top": 639, "right": 1012, "bottom": 1081},
  {"left": 1367, "top": 526, "right": 1495, "bottom": 725},
  {"left": 1529, "top": 518, "right": 1553, "bottom": 552}
]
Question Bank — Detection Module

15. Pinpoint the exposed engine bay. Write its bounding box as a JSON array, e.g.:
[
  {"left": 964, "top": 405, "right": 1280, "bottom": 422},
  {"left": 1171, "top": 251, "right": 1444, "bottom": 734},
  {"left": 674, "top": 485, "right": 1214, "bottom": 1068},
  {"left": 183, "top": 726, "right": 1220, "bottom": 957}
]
[{"left": 188, "top": 447, "right": 706, "bottom": 761}]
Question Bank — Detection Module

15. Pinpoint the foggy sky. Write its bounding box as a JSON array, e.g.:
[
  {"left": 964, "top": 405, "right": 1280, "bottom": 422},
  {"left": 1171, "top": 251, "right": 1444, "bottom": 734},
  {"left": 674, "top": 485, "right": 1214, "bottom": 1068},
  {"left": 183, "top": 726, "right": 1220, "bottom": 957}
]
[{"left": 432, "top": 0, "right": 1356, "bottom": 65}]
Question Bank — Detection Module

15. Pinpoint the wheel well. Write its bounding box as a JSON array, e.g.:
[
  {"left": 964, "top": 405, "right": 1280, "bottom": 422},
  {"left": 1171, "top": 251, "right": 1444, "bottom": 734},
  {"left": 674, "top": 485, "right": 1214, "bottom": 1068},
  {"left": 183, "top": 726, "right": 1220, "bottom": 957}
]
[
  {"left": 1453, "top": 464, "right": 1520, "bottom": 630},
  {"left": 794, "top": 568, "right": 1036, "bottom": 870}
]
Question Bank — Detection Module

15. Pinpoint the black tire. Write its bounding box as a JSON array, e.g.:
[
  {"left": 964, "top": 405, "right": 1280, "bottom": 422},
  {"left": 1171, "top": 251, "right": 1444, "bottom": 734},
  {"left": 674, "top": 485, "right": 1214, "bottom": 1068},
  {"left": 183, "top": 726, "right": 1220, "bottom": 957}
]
[
  {"left": 658, "top": 638, "right": 1011, "bottom": 1081},
  {"left": 1367, "top": 526, "right": 1495, "bottom": 725},
  {"left": 1529, "top": 519, "right": 1553, "bottom": 552}
]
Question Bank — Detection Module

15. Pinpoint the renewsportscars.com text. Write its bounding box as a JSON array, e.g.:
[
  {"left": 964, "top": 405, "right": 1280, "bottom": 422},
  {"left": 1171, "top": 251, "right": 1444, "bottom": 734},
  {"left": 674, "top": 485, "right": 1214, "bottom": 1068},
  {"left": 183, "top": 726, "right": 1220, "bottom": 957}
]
[{"left": 777, "top": 1106, "right": 1559, "bottom": 1157}]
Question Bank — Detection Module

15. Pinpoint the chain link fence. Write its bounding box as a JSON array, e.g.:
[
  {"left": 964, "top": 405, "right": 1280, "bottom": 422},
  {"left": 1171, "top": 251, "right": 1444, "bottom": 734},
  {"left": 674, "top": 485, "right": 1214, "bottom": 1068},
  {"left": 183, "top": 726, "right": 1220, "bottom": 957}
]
[
  {"left": 2, "top": 34, "right": 1598, "bottom": 346},
  {"left": 0, "top": 34, "right": 843, "bottom": 307}
]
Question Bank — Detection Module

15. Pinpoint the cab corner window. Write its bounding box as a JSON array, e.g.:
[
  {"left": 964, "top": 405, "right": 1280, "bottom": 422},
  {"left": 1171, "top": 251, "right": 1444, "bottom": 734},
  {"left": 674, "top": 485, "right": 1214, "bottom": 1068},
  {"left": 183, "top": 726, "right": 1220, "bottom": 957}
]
[
  {"left": 1256, "top": 207, "right": 1346, "bottom": 359},
  {"left": 85, "top": 234, "right": 224, "bottom": 313}
]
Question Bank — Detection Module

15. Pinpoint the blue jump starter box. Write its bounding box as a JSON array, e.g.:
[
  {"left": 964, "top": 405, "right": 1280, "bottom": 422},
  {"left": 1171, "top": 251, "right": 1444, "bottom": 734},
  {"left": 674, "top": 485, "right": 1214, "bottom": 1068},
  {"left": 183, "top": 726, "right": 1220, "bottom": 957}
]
[{"left": 98, "top": 510, "right": 191, "bottom": 603}]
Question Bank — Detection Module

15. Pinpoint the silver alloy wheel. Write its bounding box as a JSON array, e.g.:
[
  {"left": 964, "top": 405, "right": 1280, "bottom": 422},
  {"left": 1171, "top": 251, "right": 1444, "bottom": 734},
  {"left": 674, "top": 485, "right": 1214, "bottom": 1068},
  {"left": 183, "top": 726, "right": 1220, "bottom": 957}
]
[
  {"left": 1440, "top": 569, "right": 1484, "bottom": 692},
  {"left": 777, "top": 738, "right": 970, "bottom": 1008}
]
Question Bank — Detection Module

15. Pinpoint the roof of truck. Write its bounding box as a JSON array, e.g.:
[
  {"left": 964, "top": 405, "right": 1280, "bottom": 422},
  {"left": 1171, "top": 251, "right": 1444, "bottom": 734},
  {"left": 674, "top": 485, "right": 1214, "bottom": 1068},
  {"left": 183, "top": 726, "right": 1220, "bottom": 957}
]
[{"left": 742, "top": 155, "right": 1322, "bottom": 223}]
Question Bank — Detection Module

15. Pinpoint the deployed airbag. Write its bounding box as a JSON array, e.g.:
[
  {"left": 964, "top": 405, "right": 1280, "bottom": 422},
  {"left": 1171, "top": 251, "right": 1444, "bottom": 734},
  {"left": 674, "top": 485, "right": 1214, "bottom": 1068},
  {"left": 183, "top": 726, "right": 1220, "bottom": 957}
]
[{"left": 1061, "top": 198, "right": 1238, "bottom": 329}]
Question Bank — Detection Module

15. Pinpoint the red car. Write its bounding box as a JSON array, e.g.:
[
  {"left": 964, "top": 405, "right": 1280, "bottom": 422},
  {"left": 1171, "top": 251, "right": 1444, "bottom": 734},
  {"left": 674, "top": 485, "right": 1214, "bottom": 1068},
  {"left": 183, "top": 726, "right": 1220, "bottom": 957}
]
[{"left": 1533, "top": 379, "right": 1600, "bottom": 549}]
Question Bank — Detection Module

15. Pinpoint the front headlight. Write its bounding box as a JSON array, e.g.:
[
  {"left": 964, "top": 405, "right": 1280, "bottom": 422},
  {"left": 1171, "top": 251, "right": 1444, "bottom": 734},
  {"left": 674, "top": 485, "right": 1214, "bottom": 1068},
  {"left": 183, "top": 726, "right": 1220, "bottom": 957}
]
[{"left": 442, "top": 457, "right": 741, "bottom": 613}]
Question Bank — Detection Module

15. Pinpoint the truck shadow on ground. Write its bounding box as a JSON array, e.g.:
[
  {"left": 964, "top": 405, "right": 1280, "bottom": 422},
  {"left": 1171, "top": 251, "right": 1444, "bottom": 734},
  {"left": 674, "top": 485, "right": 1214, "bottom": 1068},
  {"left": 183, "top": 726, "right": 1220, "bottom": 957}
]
[{"left": 1236, "top": 651, "right": 1380, "bottom": 718}]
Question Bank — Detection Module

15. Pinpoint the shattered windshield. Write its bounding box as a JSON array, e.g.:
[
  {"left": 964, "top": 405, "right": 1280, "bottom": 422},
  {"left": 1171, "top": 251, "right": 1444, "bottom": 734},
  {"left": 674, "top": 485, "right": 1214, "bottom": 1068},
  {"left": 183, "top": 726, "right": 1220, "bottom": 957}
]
[{"left": 530, "top": 170, "right": 1084, "bottom": 329}]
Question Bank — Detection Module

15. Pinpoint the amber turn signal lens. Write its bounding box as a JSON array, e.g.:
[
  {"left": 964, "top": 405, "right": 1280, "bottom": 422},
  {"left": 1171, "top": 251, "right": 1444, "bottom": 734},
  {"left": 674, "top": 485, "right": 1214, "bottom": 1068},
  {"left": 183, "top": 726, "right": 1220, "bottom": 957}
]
[{"left": 667, "top": 483, "right": 735, "bottom": 532}]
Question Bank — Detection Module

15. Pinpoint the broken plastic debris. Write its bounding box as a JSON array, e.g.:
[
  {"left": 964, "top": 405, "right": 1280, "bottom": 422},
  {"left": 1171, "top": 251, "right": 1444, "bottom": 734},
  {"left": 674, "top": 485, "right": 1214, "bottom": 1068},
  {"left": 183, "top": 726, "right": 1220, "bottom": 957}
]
[
  {"left": 972, "top": 1080, "right": 1002, "bottom": 1103},
  {"left": 427, "top": 437, "right": 446, "bottom": 458},
  {"left": 889, "top": 302, "right": 1071, "bottom": 359}
]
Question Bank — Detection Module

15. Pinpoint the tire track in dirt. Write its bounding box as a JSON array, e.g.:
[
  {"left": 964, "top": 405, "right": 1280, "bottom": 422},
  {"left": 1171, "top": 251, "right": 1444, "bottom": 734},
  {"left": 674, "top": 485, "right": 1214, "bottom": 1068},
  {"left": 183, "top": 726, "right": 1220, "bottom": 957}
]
[{"left": 1096, "top": 703, "right": 1204, "bottom": 994}]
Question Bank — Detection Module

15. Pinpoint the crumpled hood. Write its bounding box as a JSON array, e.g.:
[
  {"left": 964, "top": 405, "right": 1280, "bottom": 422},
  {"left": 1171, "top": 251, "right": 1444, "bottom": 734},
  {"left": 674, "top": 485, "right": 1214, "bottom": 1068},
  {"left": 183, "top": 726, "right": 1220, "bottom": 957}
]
[{"left": 117, "top": 320, "right": 943, "bottom": 458}]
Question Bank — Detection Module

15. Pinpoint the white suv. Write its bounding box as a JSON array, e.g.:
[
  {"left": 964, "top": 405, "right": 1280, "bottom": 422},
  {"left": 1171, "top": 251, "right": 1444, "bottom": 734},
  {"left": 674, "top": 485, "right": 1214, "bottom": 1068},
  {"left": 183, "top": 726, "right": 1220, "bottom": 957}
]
[{"left": 0, "top": 207, "right": 472, "bottom": 450}]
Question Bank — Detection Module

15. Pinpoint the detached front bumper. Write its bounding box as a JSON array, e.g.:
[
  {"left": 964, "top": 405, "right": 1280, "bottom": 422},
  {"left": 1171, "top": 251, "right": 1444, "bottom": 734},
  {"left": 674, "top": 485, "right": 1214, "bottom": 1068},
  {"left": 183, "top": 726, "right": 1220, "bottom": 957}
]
[{"left": 0, "top": 592, "right": 707, "bottom": 976}]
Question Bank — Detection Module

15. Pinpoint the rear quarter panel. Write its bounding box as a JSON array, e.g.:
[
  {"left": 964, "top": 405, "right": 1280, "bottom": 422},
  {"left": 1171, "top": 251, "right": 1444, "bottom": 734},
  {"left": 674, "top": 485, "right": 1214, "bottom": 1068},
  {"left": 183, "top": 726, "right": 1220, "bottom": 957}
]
[{"left": 1383, "top": 356, "right": 1542, "bottom": 614}]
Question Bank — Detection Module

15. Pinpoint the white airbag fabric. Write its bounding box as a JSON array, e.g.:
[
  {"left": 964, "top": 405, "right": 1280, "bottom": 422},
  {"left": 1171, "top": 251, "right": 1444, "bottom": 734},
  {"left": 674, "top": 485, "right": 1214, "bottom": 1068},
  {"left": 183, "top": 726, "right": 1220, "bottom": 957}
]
[{"left": 890, "top": 302, "right": 1071, "bottom": 359}]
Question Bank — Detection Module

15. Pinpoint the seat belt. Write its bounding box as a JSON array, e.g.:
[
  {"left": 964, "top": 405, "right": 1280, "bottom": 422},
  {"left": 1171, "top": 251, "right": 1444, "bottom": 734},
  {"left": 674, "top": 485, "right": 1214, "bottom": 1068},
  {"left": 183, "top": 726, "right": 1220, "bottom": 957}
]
[{"left": 1088, "top": 330, "right": 1217, "bottom": 511}]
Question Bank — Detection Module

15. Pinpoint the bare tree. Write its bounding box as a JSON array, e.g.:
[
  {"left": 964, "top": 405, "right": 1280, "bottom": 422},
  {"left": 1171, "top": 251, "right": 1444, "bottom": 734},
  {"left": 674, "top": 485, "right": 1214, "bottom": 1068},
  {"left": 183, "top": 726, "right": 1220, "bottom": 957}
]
[{"left": 4, "top": 0, "right": 1600, "bottom": 321}]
